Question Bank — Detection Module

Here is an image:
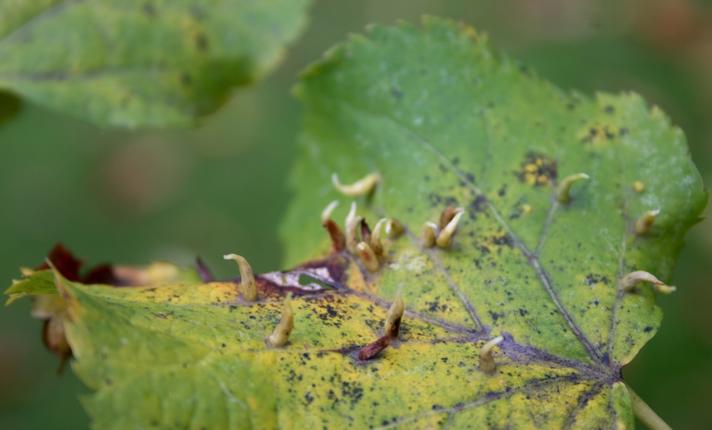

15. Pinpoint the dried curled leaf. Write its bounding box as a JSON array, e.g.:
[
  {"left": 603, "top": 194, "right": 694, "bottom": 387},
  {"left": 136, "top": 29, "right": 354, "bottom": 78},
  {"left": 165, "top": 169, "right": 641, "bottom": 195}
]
[{"left": 6, "top": 18, "right": 706, "bottom": 429}]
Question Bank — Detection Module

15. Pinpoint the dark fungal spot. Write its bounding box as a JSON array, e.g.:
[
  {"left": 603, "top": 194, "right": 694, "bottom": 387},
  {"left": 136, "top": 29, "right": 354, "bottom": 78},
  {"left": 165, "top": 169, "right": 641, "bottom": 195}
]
[
  {"left": 516, "top": 152, "right": 557, "bottom": 186},
  {"left": 491, "top": 233, "right": 514, "bottom": 248},
  {"left": 604, "top": 105, "right": 615, "bottom": 114},
  {"left": 340, "top": 380, "right": 364, "bottom": 406},
  {"left": 488, "top": 311, "right": 504, "bottom": 322},
  {"left": 467, "top": 195, "right": 487, "bottom": 220},
  {"left": 180, "top": 73, "right": 192, "bottom": 87},
  {"left": 304, "top": 392, "right": 314, "bottom": 405},
  {"left": 584, "top": 274, "right": 610, "bottom": 286},
  {"left": 390, "top": 86, "right": 403, "bottom": 99},
  {"left": 643, "top": 326, "right": 653, "bottom": 333}
]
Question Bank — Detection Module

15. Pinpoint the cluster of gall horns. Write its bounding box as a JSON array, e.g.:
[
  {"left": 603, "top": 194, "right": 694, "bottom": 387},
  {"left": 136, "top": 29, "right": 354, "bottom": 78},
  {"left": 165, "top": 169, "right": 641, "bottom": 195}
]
[{"left": 216, "top": 171, "right": 673, "bottom": 370}]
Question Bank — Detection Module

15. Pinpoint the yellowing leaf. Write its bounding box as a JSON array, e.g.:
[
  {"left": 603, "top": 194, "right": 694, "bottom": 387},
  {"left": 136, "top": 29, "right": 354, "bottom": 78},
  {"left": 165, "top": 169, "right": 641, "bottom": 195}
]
[
  {"left": 6, "top": 17, "right": 706, "bottom": 429},
  {"left": 0, "top": 0, "right": 310, "bottom": 127}
]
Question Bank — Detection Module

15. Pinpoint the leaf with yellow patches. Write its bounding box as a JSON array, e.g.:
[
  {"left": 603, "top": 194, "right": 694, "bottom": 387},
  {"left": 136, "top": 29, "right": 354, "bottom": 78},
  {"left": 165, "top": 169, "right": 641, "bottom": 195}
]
[{"left": 6, "top": 17, "right": 706, "bottom": 429}]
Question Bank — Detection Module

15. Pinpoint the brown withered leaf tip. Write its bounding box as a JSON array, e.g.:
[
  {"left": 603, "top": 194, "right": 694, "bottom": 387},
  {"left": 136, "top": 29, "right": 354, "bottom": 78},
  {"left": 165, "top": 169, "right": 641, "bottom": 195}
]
[{"left": 36, "top": 243, "right": 119, "bottom": 285}]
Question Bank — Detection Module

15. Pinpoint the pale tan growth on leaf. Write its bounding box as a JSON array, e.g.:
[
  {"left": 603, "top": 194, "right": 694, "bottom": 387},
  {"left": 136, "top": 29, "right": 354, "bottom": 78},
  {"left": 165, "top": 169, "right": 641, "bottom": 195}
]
[
  {"left": 320, "top": 200, "right": 339, "bottom": 223},
  {"left": 635, "top": 209, "right": 660, "bottom": 235},
  {"left": 384, "top": 291, "right": 404, "bottom": 338},
  {"left": 356, "top": 242, "right": 380, "bottom": 272},
  {"left": 556, "top": 173, "right": 589, "bottom": 204},
  {"left": 621, "top": 271, "right": 676, "bottom": 294},
  {"left": 479, "top": 335, "right": 504, "bottom": 374},
  {"left": 385, "top": 218, "right": 404, "bottom": 238},
  {"left": 345, "top": 202, "right": 364, "bottom": 253},
  {"left": 371, "top": 218, "right": 388, "bottom": 257},
  {"left": 438, "top": 206, "right": 461, "bottom": 230},
  {"left": 266, "top": 294, "right": 294, "bottom": 348},
  {"left": 223, "top": 254, "right": 257, "bottom": 301},
  {"left": 421, "top": 222, "right": 439, "bottom": 247},
  {"left": 371, "top": 218, "right": 403, "bottom": 257},
  {"left": 436, "top": 208, "right": 465, "bottom": 248},
  {"left": 633, "top": 180, "right": 645, "bottom": 193},
  {"left": 331, "top": 172, "right": 381, "bottom": 197}
]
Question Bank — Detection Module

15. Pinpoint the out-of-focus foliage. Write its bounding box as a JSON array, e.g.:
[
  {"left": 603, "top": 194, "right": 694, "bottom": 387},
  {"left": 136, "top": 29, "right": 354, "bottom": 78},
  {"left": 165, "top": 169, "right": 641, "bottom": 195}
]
[
  {"left": 1, "top": 1, "right": 710, "bottom": 429},
  {"left": 0, "top": 0, "right": 310, "bottom": 127}
]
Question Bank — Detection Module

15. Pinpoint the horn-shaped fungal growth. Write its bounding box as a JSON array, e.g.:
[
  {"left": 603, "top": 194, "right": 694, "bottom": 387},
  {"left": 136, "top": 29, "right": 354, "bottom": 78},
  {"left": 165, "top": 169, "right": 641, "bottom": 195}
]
[
  {"left": 345, "top": 202, "right": 363, "bottom": 254},
  {"left": 371, "top": 218, "right": 388, "bottom": 257},
  {"left": 332, "top": 172, "right": 381, "bottom": 197},
  {"left": 371, "top": 218, "right": 401, "bottom": 257},
  {"left": 223, "top": 254, "right": 258, "bottom": 302},
  {"left": 356, "top": 242, "right": 380, "bottom": 272},
  {"left": 384, "top": 292, "right": 404, "bottom": 338},
  {"left": 321, "top": 200, "right": 345, "bottom": 252},
  {"left": 479, "top": 335, "right": 504, "bottom": 374},
  {"left": 422, "top": 222, "right": 439, "bottom": 248},
  {"left": 439, "top": 206, "right": 461, "bottom": 230},
  {"left": 320, "top": 200, "right": 339, "bottom": 224},
  {"left": 385, "top": 218, "right": 404, "bottom": 238},
  {"left": 357, "top": 335, "right": 392, "bottom": 361},
  {"left": 436, "top": 208, "right": 465, "bottom": 248},
  {"left": 621, "top": 271, "right": 676, "bottom": 294},
  {"left": 635, "top": 209, "right": 660, "bottom": 235},
  {"left": 556, "top": 173, "right": 589, "bottom": 204},
  {"left": 266, "top": 294, "right": 294, "bottom": 347}
]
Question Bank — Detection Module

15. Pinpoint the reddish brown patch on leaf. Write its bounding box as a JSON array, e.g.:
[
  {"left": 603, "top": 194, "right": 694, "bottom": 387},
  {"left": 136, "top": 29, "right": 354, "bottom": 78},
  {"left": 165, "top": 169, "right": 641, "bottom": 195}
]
[
  {"left": 322, "top": 219, "right": 346, "bottom": 252},
  {"left": 357, "top": 335, "right": 392, "bottom": 361}
]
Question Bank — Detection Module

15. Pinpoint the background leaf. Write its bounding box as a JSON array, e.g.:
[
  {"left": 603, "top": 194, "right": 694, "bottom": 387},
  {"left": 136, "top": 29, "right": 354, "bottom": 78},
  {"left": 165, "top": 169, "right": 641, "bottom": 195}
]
[
  {"left": 6, "top": 17, "right": 707, "bottom": 429},
  {"left": 0, "top": 0, "right": 310, "bottom": 127}
]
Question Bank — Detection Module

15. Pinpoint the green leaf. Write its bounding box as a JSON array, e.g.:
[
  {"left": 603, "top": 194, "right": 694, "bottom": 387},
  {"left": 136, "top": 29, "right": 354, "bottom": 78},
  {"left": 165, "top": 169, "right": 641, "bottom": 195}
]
[
  {"left": 0, "top": 0, "right": 310, "bottom": 127},
  {"left": 6, "top": 17, "right": 706, "bottom": 429},
  {"left": 281, "top": 17, "right": 706, "bottom": 426}
]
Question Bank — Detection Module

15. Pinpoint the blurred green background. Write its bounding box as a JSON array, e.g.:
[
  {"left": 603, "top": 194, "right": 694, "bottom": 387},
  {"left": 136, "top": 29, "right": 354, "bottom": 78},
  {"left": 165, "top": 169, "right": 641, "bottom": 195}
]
[{"left": 1, "top": 0, "right": 710, "bottom": 428}]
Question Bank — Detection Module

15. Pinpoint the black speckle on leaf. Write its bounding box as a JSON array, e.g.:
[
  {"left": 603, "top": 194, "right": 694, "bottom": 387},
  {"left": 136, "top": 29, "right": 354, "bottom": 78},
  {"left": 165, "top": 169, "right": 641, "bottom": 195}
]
[{"left": 516, "top": 152, "right": 557, "bottom": 186}]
